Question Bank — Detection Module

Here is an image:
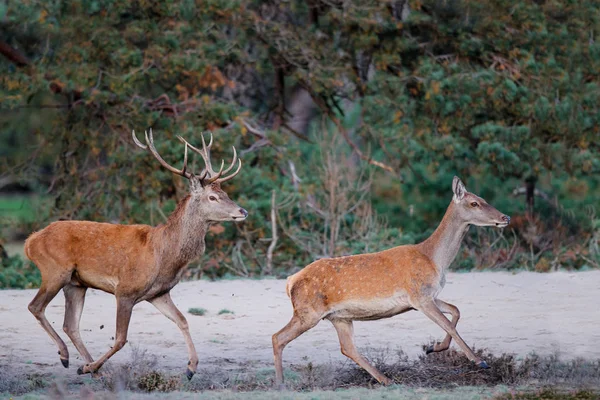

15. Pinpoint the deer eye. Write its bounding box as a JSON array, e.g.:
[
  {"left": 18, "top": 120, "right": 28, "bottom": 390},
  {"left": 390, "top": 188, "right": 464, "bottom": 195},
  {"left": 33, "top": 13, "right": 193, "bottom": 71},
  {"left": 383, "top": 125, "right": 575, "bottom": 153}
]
[
  {"left": 470, "top": 202, "right": 479, "bottom": 207},
  {"left": 209, "top": 196, "right": 218, "bottom": 201}
]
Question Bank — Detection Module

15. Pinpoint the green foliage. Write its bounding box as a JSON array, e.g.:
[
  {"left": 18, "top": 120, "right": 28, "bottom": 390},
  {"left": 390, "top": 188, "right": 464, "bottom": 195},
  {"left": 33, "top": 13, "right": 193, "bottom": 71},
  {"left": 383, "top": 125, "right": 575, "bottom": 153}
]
[
  {"left": 188, "top": 308, "right": 207, "bottom": 316},
  {"left": 1, "top": 0, "right": 599, "bottom": 286},
  {"left": 0, "top": 254, "right": 41, "bottom": 289},
  {"left": 218, "top": 309, "right": 234, "bottom": 315}
]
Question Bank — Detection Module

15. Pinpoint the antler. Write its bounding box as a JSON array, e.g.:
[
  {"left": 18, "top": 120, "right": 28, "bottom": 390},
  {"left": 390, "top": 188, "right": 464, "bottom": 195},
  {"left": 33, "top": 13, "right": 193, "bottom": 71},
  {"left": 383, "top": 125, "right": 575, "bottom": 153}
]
[
  {"left": 177, "top": 133, "right": 242, "bottom": 184},
  {"left": 132, "top": 129, "right": 191, "bottom": 179}
]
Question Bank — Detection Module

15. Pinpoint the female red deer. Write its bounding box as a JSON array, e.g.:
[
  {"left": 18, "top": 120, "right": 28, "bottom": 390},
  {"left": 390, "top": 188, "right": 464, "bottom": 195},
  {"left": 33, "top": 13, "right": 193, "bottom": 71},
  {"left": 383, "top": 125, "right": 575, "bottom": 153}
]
[
  {"left": 273, "top": 176, "right": 510, "bottom": 386},
  {"left": 26, "top": 129, "right": 247, "bottom": 379}
]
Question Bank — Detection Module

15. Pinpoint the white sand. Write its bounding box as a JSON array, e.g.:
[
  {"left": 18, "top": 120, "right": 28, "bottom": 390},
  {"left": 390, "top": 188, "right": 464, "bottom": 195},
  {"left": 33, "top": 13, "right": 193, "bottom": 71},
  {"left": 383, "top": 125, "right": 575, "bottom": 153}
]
[{"left": 1, "top": 271, "right": 599, "bottom": 379}]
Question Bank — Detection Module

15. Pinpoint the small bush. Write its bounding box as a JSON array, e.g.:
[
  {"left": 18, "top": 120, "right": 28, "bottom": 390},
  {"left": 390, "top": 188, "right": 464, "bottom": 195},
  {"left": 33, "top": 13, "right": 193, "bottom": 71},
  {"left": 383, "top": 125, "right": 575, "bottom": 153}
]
[
  {"left": 0, "top": 368, "right": 48, "bottom": 395},
  {"left": 218, "top": 309, "right": 234, "bottom": 315},
  {"left": 102, "top": 346, "right": 175, "bottom": 392},
  {"left": 0, "top": 254, "right": 41, "bottom": 289},
  {"left": 137, "top": 371, "right": 180, "bottom": 392},
  {"left": 188, "top": 307, "right": 207, "bottom": 316}
]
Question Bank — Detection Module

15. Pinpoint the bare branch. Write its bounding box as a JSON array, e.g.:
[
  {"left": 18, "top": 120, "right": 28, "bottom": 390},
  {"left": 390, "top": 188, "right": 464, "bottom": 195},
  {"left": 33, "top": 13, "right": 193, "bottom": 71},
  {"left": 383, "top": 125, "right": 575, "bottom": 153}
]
[
  {"left": 0, "top": 40, "right": 30, "bottom": 66},
  {"left": 298, "top": 79, "right": 395, "bottom": 174},
  {"left": 265, "top": 190, "right": 278, "bottom": 275}
]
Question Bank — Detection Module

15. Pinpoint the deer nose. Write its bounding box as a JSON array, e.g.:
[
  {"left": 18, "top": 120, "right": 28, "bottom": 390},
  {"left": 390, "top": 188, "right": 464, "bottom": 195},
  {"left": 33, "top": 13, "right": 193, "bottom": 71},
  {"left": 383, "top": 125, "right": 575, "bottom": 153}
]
[
  {"left": 239, "top": 208, "right": 248, "bottom": 218},
  {"left": 502, "top": 215, "right": 510, "bottom": 224}
]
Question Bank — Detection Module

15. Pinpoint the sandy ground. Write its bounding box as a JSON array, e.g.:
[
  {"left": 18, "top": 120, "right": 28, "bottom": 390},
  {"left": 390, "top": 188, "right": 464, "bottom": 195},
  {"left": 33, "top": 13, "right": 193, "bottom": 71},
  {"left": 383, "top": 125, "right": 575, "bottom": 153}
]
[{"left": 1, "top": 271, "right": 599, "bottom": 381}]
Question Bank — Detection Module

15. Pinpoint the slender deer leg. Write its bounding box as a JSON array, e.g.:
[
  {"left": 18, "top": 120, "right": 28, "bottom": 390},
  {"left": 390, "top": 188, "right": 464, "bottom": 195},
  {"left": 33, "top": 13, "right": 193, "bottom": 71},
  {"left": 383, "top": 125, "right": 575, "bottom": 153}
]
[
  {"left": 426, "top": 299, "right": 460, "bottom": 354},
  {"left": 78, "top": 297, "right": 134, "bottom": 375},
  {"left": 28, "top": 279, "right": 70, "bottom": 368},
  {"left": 272, "top": 311, "right": 320, "bottom": 388},
  {"left": 149, "top": 292, "right": 198, "bottom": 380},
  {"left": 62, "top": 284, "right": 94, "bottom": 364},
  {"left": 417, "top": 300, "right": 488, "bottom": 368},
  {"left": 331, "top": 319, "right": 392, "bottom": 385}
]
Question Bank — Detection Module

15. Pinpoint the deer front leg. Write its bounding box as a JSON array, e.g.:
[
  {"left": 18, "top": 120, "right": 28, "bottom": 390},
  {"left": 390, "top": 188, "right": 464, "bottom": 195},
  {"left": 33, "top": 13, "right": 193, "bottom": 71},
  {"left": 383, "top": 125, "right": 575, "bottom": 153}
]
[
  {"left": 149, "top": 292, "right": 198, "bottom": 380},
  {"left": 417, "top": 299, "right": 489, "bottom": 369},
  {"left": 77, "top": 297, "right": 134, "bottom": 375},
  {"left": 426, "top": 299, "right": 460, "bottom": 354}
]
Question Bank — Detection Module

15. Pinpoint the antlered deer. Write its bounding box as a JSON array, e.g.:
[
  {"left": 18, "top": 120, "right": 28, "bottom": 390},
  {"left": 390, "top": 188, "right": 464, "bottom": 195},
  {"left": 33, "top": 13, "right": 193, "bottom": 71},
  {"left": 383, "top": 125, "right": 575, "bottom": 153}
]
[
  {"left": 25, "top": 129, "right": 247, "bottom": 379},
  {"left": 273, "top": 177, "right": 510, "bottom": 386}
]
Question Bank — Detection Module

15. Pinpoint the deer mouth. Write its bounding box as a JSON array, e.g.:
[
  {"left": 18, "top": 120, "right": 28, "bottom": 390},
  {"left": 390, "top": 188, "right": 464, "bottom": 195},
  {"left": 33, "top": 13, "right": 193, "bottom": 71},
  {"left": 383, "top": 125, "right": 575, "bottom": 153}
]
[
  {"left": 494, "top": 215, "right": 510, "bottom": 228},
  {"left": 231, "top": 208, "right": 248, "bottom": 221}
]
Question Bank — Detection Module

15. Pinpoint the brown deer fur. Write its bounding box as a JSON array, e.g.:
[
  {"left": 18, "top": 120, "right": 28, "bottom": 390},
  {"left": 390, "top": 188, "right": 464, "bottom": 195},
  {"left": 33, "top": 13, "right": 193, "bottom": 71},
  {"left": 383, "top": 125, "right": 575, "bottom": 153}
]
[
  {"left": 26, "top": 131, "right": 247, "bottom": 379},
  {"left": 273, "top": 176, "right": 510, "bottom": 387}
]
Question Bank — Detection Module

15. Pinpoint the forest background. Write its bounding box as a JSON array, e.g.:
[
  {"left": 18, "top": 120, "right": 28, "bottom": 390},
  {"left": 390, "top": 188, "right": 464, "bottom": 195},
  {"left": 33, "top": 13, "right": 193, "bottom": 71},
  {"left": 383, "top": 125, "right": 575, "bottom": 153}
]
[{"left": 1, "top": 0, "right": 599, "bottom": 288}]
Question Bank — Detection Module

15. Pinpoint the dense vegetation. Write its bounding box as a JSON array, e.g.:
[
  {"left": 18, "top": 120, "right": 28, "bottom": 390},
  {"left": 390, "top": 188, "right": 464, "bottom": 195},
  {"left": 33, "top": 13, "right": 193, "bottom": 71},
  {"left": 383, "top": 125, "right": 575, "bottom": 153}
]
[{"left": 1, "top": 0, "right": 599, "bottom": 286}]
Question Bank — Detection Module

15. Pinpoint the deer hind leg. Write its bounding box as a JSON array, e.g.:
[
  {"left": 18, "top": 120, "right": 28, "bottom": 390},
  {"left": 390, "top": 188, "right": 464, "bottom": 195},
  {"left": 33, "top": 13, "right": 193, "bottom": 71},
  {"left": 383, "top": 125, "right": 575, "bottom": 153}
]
[
  {"left": 272, "top": 310, "right": 320, "bottom": 388},
  {"left": 417, "top": 299, "right": 488, "bottom": 368},
  {"left": 78, "top": 297, "right": 135, "bottom": 375},
  {"left": 28, "top": 274, "right": 71, "bottom": 368},
  {"left": 149, "top": 292, "right": 198, "bottom": 380},
  {"left": 331, "top": 319, "right": 392, "bottom": 385},
  {"left": 426, "top": 299, "right": 460, "bottom": 354},
  {"left": 62, "top": 284, "right": 94, "bottom": 364}
]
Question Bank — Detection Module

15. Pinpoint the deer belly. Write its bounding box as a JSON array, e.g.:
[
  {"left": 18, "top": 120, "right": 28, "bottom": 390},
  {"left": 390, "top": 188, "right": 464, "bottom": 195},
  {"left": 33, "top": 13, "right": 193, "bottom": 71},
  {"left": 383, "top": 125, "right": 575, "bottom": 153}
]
[
  {"left": 72, "top": 269, "right": 118, "bottom": 293},
  {"left": 327, "top": 296, "right": 413, "bottom": 321}
]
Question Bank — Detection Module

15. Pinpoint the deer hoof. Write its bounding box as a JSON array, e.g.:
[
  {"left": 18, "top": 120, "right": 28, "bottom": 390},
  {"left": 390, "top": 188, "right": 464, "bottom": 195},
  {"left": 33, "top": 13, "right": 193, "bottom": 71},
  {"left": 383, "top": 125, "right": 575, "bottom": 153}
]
[
  {"left": 425, "top": 345, "right": 435, "bottom": 354},
  {"left": 61, "top": 358, "right": 69, "bottom": 368},
  {"left": 476, "top": 360, "right": 490, "bottom": 369},
  {"left": 77, "top": 366, "right": 86, "bottom": 375},
  {"left": 381, "top": 377, "right": 393, "bottom": 386},
  {"left": 186, "top": 368, "right": 195, "bottom": 380}
]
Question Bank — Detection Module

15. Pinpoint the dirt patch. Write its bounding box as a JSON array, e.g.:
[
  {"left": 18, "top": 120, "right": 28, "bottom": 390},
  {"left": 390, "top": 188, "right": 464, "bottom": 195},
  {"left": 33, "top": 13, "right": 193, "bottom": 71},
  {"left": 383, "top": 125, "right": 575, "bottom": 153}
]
[{"left": 1, "top": 271, "right": 600, "bottom": 397}]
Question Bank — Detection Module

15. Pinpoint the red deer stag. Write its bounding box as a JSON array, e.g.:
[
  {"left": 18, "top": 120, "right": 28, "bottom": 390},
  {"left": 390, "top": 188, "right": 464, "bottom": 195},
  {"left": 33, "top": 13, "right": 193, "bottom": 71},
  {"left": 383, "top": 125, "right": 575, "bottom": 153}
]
[
  {"left": 26, "top": 129, "right": 247, "bottom": 379},
  {"left": 273, "top": 176, "right": 510, "bottom": 386}
]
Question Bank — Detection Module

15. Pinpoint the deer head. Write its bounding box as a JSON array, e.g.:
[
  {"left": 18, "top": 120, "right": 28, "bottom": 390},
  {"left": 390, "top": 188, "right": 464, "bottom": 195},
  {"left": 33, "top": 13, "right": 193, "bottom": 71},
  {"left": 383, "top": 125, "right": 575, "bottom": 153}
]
[
  {"left": 132, "top": 129, "right": 248, "bottom": 222},
  {"left": 452, "top": 176, "right": 510, "bottom": 228}
]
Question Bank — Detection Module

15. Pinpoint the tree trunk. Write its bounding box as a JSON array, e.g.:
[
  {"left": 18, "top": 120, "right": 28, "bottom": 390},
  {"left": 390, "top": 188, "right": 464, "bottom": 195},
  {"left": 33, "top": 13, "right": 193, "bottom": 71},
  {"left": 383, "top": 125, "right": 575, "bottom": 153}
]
[{"left": 525, "top": 176, "right": 537, "bottom": 216}]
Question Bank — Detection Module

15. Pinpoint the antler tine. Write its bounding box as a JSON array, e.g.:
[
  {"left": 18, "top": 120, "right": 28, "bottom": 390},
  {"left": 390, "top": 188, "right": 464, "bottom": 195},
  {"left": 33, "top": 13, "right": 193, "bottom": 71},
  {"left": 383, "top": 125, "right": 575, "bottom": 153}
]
[
  {"left": 220, "top": 146, "right": 238, "bottom": 175},
  {"left": 176, "top": 132, "right": 241, "bottom": 184},
  {"left": 200, "top": 132, "right": 215, "bottom": 174},
  {"left": 142, "top": 129, "right": 191, "bottom": 179},
  {"left": 203, "top": 159, "right": 225, "bottom": 184},
  {"left": 178, "top": 134, "right": 216, "bottom": 176},
  {"left": 132, "top": 130, "right": 148, "bottom": 149},
  {"left": 182, "top": 142, "right": 189, "bottom": 176},
  {"left": 215, "top": 158, "right": 242, "bottom": 184}
]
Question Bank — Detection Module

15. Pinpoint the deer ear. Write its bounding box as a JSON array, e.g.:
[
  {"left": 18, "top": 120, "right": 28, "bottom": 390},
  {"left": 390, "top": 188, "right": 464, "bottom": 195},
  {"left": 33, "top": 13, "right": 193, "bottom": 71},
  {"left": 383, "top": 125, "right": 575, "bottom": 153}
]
[{"left": 452, "top": 176, "right": 466, "bottom": 203}]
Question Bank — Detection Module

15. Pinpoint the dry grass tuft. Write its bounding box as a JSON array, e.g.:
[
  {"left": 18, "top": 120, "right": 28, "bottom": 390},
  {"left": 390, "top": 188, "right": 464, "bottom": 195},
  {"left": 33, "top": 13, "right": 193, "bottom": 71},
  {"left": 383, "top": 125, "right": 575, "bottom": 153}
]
[
  {"left": 100, "top": 345, "right": 181, "bottom": 393},
  {"left": 335, "top": 344, "right": 600, "bottom": 390},
  {"left": 493, "top": 388, "right": 600, "bottom": 400},
  {"left": 0, "top": 366, "right": 48, "bottom": 395},
  {"left": 3, "top": 345, "right": 599, "bottom": 397}
]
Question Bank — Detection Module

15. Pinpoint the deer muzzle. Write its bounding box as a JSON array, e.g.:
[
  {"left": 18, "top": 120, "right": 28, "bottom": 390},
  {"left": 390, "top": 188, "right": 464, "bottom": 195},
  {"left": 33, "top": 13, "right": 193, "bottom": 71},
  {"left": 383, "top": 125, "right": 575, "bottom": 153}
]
[
  {"left": 495, "top": 214, "right": 510, "bottom": 228},
  {"left": 232, "top": 208, "right": 248, "bottom": 221}
]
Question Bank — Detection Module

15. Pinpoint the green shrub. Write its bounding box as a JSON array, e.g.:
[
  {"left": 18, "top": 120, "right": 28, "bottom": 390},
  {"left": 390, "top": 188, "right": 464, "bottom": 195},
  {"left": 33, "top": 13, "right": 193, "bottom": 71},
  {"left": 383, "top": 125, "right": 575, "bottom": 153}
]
[{"left": 0, "top": 254, "right": 40, "bottom": 289}]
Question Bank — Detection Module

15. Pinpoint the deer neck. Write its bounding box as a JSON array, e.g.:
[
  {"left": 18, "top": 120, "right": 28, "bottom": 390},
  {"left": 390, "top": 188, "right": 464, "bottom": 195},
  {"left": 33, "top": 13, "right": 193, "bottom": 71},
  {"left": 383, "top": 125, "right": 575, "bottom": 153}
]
[
  {"left": 417, "top": 201, "right": 470, "bottom": 272},
  {"left": 154, "top": 195, "right": 209, "bottom": 270}
]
